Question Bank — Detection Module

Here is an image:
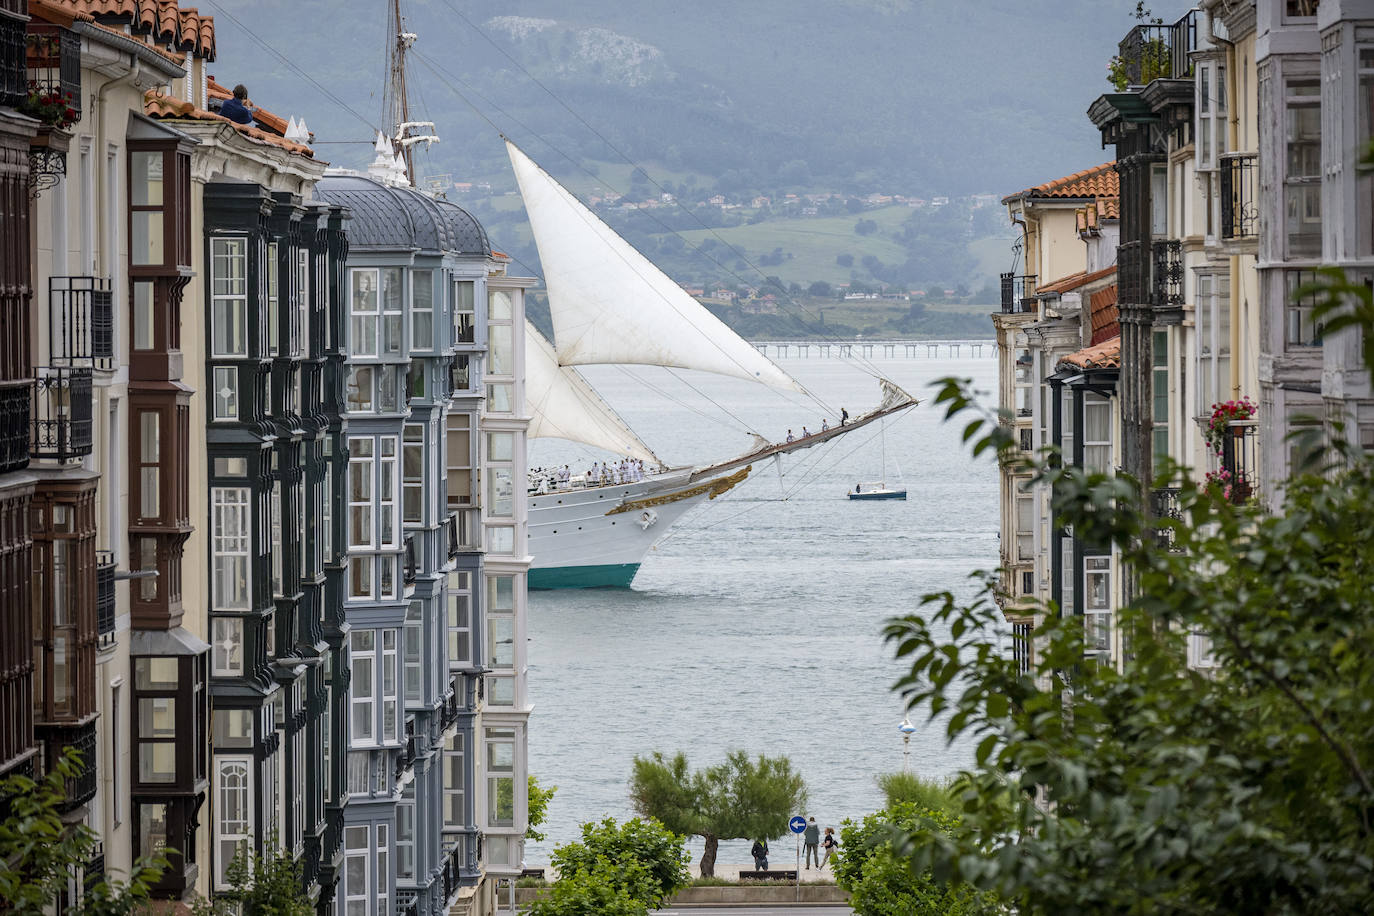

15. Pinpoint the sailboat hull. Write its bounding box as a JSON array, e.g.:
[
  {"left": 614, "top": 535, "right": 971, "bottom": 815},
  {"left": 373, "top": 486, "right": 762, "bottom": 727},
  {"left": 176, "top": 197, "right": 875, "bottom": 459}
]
[{"left": 528, "top": 468, "right": 748, "bottom": 589}]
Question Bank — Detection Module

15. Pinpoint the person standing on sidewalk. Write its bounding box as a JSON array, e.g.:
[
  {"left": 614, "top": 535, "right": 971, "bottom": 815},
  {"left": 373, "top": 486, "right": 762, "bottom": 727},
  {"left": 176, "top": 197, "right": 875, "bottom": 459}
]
[
  {"left": 820, "top": 827, "right": 839, "bottom": 867},
  {"left": 803, "top": 816, "right": 820, "bottom": 868},
  {"left": 751, "top": 837, "right": 769, "bottom": 871}
]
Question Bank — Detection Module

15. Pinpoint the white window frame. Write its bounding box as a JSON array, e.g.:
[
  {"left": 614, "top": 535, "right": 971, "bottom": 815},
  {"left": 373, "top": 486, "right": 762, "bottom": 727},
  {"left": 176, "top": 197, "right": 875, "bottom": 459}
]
[
  {"left": 267, "top": 240, "right": 279, "bottom": 356},
  {"left": 210, "top": 236, "right": 248, "bottom": 357},
  {"left": 404, "top": 601, "right": 423, "bottom": 706},
  {"left": 212, "top": 366, "right": 238, "bottom": 421},
  {"left": 403, "top": 424, "right": 424, "bottom": 525},
  {"left": 382, "top": 629, "right": 399, "bottom": 743},
  {"left": 397, "top": 785, "right": 416, "bottom": 880},
  {"left": 1084, "top": 555, "right": 1112, "bottom": 657},
  {"left": 412, "top": 269, "right": 433, "bottom": 351},
  {"left": 443, "top": 732, "right": 466, "bottom": 830},
  {"left": 486, "top": 575, "right": 516, "bottom": 707},
  {"left": 1282, "top": 74, "right": 1322, "bottom": 259},
  {"left": 214, "top": 755, "right": 253, "bottom": 890},
  {"left": 212, "top": 487, "right": 251, "bottom": 610},
  {"left": 484, "top": 726, "right": 517, "bottom": 830},
  {"left": 343, "top": 825, "right": 370, "bottom": 916},
  {"left": 211, "top": 616, "right": 244, "bottom": 677},
  {"left": 1082, "top": 395, "right": 1112, "bottom": 473},
  {"left": 350, "top": 268, "right": 380, "bottom": 357},
  {"left": 447, "top": 571, "right": 472, "bottom": 669},
  {"left": 350, "top": 629, "right": 376, "bottom": 746}
]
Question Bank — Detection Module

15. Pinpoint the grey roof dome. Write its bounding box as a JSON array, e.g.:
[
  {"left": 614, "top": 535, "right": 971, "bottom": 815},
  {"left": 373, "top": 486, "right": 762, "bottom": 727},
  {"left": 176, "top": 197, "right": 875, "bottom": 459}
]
[{"left": 315, "top": 174, "right": 490, "bottom": 255}]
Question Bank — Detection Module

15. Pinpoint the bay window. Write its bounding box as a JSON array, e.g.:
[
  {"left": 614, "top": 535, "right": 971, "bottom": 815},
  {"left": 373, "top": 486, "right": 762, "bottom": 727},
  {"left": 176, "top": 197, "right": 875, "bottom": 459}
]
[
  {"left": 1084, "top": 556, "right": 1112, "bottom": 659},
  {"left": 485, "top": 727, "right": 516, "bottom": 829},
  {"left": 382, "top": 268, "right": 403, "bottom": 354},
  {"left": 454, "top": 279, "right": 475, "bottom": 343},
  {"left": 210, "top": 237, "right": 248, "bottom": 357},
  {"left": 343, "top": 826, "right": 370, "bottom": 916},
  {"left": 1285, "top": 269, "right": 1322, "bottom": 347},
  {"left": 1195, "top": 271, "right": 1230, "bottom": 417},
  {"left": 1283, "top": 76, "right": 1322, "bottom": 258},
  {"left": 1082, "top": 395, "right": 1112, "bottom": 472},
  {"left": 211, "top": 488, "right": 250, "bottom": 613},
  {"left": 350, "top": 630, "right": 375, "bottom": 745},
  {"left": 443, "top": 732, "right": 466, "bottom": 830},
  {"left": 267, "top": 241, "right": 279, "bottom": 356},
  {"left": 349, "top": 269, "right": 379, "bottom": 356},
  {"left": 403, "top": 425, "right": 424, "bottom": 524},
  {"left": 404, "top": 601, "right": 422, "bottom": 706},
  {"left": 486, "top": 575, "right": 515, "bottom": 707},
  {"left": 412, "top": 269, "right": 433, "bottom": 350},
  {"left": 447, "top": 571, "right": 471, "bottom": 669},
  {"left": 397, "top": 785, "right": 416, "bottom": 879},
  {"left": 214, "top": 757, "right": 251, "bottom": 889}
]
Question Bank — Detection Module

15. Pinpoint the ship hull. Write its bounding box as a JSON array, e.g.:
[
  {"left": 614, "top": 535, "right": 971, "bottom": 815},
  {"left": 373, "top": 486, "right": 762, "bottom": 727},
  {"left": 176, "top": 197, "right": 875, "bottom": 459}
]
[{"left": 528, "top": 468, "right": 749, "bottom": 589}]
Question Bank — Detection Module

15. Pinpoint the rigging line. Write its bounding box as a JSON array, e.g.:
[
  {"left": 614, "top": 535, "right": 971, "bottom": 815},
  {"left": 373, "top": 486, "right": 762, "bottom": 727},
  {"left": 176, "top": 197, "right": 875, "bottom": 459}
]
[
  {"left": 405, "top": 50, "right": 886, "bottom": 388},
  {"left": 777, "top": 401, "right": 920, "bottom": 500},
  {"left": 200, "top": 0, "right": 384, "bottom": 135},
  {"left": 662, "top": 368, "right": 759, "bottom": 434},
  {"left": 611, "top": 366, "right": 751, "bottom": 436},
  {"left": 430, "top": 0, "right": 890, "bottom": 380}
]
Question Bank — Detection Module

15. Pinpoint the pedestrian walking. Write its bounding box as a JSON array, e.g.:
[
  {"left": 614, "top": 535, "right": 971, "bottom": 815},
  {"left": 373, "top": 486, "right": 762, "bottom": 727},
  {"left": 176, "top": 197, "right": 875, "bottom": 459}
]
[
  {"left": 803, "top": 816, "right": 820, "bottom": 868},
  {"left": 820, "top": 827, "right": 839, "bottom": 867},
  {"left": 750, "top": 837, "right": 769, "bottom": 871}
]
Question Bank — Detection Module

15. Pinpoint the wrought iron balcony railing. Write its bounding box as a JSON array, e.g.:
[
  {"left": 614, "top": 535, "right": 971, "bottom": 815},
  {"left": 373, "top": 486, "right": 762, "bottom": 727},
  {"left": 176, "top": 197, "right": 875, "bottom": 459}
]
[
  {"left": 393, "top": 718, "right": 418, "bottom": 782},
  {"left": 96, "top": 550, "right": 116, "bottom": 642},
  {"left": 1113, "top": 11, "right": 1197, "bottom": 88},
  {"left": 446, "top": 512, "right": 460, "bottom": 560},
  {"left": 1000, "top": 273, "right": 1037, "bottom": 314},
  {"left": 1151, "top": 239, "right": 1184, "bottom": 309},
  {"left": 0, "top": 382, "right": 30, "bottom": 472},
  {"left": 49, "top": 277, "right": 114, "bottom": 369},
  {"left": 1220, "top": 153, "right": 1258, "bottom": 241},
  {"left": 1212, "top": 420, "right": 1259, "bottom": 504},
  {"left": 31, "top": 366, "right": 92, "bottom": 461},
  {"left": 25, "top": 24, "right": 81, "bottom": 122},
  {"left": 37, "top": 719, "right": 98, "bottom": 812},
  {"left": 83, "top": 841, "right": 105, "bottom": 896}
]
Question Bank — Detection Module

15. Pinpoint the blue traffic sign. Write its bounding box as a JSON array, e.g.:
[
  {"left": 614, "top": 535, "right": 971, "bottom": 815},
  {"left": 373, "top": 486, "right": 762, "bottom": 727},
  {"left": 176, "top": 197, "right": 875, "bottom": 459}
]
[{"left": 788, "top": 815, "right": 807, "bottom": 834}]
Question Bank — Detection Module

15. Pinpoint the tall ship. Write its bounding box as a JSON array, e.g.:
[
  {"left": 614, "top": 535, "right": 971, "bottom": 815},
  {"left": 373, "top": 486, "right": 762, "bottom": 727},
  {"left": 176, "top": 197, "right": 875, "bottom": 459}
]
[{"left": 507, "top": 143, "right": 918, "bottom": 589}]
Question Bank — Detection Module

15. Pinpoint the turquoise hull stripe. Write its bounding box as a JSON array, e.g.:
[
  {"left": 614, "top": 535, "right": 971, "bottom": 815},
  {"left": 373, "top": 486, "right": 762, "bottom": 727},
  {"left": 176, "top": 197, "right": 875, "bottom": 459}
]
[{"left": 529, "top": 563, "right": 641, "bottom": 590}]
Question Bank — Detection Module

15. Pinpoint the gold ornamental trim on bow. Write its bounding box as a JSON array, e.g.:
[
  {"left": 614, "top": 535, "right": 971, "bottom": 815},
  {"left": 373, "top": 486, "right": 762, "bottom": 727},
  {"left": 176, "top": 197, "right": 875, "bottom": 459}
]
[{"left": 605, "top": 466, "right": 752, "bottom": 516}]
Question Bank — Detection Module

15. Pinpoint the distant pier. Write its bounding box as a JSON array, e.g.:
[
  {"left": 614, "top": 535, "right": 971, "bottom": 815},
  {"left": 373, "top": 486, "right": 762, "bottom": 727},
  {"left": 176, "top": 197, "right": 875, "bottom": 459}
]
[{"left": 751, "top": 339, "right": 996, "bottom": 359}]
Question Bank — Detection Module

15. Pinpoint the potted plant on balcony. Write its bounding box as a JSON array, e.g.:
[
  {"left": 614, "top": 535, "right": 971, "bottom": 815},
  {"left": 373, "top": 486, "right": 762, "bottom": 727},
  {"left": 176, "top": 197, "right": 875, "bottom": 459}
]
[
  {"left": 1204, "top": 397, "right": 1257, "bottom": 456},
  {"left": 19, "top": 87, "right": 78, "bottom": 132}
]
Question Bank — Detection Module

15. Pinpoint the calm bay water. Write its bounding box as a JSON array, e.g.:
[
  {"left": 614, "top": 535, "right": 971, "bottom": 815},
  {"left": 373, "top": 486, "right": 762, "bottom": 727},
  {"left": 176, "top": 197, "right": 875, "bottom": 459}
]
[{"left": 525, "top": 352, "right": 1002, "bottom": 866}]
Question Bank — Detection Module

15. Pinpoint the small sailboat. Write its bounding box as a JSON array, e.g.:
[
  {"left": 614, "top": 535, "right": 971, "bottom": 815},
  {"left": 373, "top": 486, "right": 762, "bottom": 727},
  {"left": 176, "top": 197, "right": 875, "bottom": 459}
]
[{"left": 848, "top": 421, "right": 907, "bottom": 500}]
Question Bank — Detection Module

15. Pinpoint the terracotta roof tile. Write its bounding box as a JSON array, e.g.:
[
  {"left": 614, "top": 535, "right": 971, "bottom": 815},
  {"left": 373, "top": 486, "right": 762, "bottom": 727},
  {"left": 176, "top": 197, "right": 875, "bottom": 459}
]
[
  {"left": 55, "top": 0, "right": 214, "bottom": 59},
  {"left": 1089, "top": 284, "right": 1120, "bottom": 345},
  {"left": 1059, "top": 335, "right": 1121, "bottom": 371},
  {"left": 143, "top": 88, "right": 313, "bottom": 157},
  {"left": 28, "top": 0, "right": 94, "bottom": 26},
  {"left": 1003, "top": 162, "right": 1119, "bottom": 205},
  {"left": 1037, "top": 265, "right": 1117, "bottom": 297}
]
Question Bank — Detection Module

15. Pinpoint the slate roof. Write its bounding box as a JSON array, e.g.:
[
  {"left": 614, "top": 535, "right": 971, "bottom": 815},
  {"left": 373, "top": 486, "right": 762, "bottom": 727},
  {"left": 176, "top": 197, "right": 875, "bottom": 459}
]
[
  {"left": 315, "top": 175, "right": 490, "bottom": 255},
  {"left": 1058, "top": 335, "right": 1121, "bottom": 371}
]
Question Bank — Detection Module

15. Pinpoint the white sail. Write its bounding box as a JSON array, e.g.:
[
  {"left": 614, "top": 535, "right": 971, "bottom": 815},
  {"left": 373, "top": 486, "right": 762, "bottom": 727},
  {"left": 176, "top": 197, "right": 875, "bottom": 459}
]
[
  {"left": 507, "top": 141, "right": 804, "bottom": 394},
  {"left": 525, "top": 322, "right": 662, "bottom": 466}
]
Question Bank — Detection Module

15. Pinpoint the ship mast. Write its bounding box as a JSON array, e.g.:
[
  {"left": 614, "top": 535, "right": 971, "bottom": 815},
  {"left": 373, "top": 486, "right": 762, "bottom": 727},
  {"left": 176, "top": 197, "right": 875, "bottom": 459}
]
[{"left": 383, "top": 0, "right": 438, "bottom": 187}]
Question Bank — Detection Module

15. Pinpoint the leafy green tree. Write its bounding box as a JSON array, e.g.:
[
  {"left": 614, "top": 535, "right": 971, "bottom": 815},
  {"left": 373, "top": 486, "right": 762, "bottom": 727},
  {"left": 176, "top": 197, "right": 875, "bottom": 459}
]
[
  {"left": 549, "top": 817, "right": 690, "bottom": 907},
  {"left": 526, "top": 865, "right": 650, "bottom": 916},
  {"left": 876, "top": 772, "right": 957, "bottom": 816},
  {"left": 834, "top": 803, "right": 993, "bottom": 916},
  {"left": 875, "top": 362, "right": 1374, "bottom": 914},
  {"left": 527, "top": 775, "right": 557, "bottom": 843},
  {"left": 191, "top": 839, "right": 312, "bottom": 916},
  {"left": 1, "top": 749, "right": 166, "bottom": 915},
  {"left": 629, "top": 750, "right": 806, "bottom": 876}
]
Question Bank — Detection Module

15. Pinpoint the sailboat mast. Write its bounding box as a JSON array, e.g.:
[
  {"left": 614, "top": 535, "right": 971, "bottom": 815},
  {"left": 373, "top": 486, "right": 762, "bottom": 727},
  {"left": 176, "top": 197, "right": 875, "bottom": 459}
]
[{"left": 385, "top": 0, "right": 415, "bottom": 186}]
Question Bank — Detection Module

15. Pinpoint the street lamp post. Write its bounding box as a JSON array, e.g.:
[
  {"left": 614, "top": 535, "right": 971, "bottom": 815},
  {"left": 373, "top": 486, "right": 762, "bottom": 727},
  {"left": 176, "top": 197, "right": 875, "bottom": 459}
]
[{"left": 898, "top": 716, "right": 916, "bottom": 774}]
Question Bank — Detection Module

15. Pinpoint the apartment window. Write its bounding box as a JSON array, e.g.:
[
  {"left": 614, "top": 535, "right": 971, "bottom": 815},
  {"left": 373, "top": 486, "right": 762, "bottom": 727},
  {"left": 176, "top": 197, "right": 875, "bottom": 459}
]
[
  {"left": 1284, "top": 0, "right": 1319, "bottom": 19},
  {"left": 404, "top": 601, "right": 423, "bottom": 706},
  {"left": 1014, "top": 486, "right": 1033, "bottom": 562},
  {"left": 380, "top": 437, "right": 398, "bottom": 547},
  {"left": 376, "top": 824, "right": 390, "bottom": 915},
  {"left": 489, "top": 321, "right": 512, "bottom": 376},
  {"left": 210, "top": 238, "right": 248, "bottom": 357},
  {"left": 397, "top": 785, "right": 416, "bottom": 879},
  {"left": 454, "top": 280, "right": 475, "bottom": 343},
  {"left": 290, "top": 709, "right": 305, "bottom": 852},
  {"left": 412, "top": 269, "right": 433, "bottom": 350},
  {"left": 486, "top": 727, "right": 516, "bottom": 828},
  {"left": 130, "top": 150, "right": 165, "bottom": 266},
  {"left": 381, "top": 268, "right": 404, "bottom": 354},
  {"left": 137, "top": 411, "right": 161, "bottom": 521},
  {"left": 382, "top": 629, "right": 399, "bottom": 742},
  {"left": 267, "top": 241, "right": 279, "bottom": 356},
  {"left": 403, "top": 425, "right": 424, "bottom": 525},
  {"left": 447, "top": 414, "right": 474, "bottom": 506},
  {"left": 1284, "top": 77, "right": 1322, "bottom": 258},
  {"left": 1014, "top": 349, "right": 1032, "bottom": 417},
  {"left": 448, "top": 571, "right": 471, "bottom": 668},
  {"left": 295, "top": 248, "right": 310, "bottom": 357},
  {"left": 212, "top": 366, "right": 238, "bottom": 421},
  {"left": 133, "top": 281, "right": 155, "bottom": 350},
  {"left": 1082, "top": 395, "right": 1112, "bottom": 472},
  {"left": 486, "top": 288, "right": 515, "bottom": 413},
  {"left": 1286, "top": 403, "right": 1323, "bottom": 477},
  {"left": 486, "top": 432, "right": 514, "bottom": 518},
  {"left": 1084, "top": 556, "right": 1112, "bottom": 657},
  {"left": 344, "top": 826, "right": 370, "bottom": 916},
  {"left": 348, "top": 437, "right": 374, "bottom": 551},
  {"left": 1196, "top": 60, "right": 1227, "bottom": 170},
  {"left": 1360, "top": 49, "right": 1374, "bottom": 256},
  {"left": 1195, "top": 272, "right": 1230, "bottom": 417},
  {"left": 322, "top": 460, "right": 334, "bottom": 564},
  {"left": 350, "top": 269, "right": 379, "bottom": 356},
  {"left": 211, "top": 617, "right": 244, "bottom": 676},
  {"left": 1012, "top": 621, "right": 1033, "bottom": 677},
  {"left": 346, "top": 751, "right": 369, "bottom": 796},
  {"left": 132, "top": 655, "right": 206, "bottom": 790},
  {"left": 214, "top": 756, "right": 252, "bottom": 889},
  {"left": 1152, "top": 331, "right": 1169, "bottom": 462},
  {"left": 270, "top": 482, "right": 283, "bottom": 598},
  {"left": 410, "top": 358, "right": 426, "bottom": 401},
  {"left": 487, "top": 575, "right": 515, "bottom": 707},
  {"left": 1285, "top": 269, "right": 1322, "bottom": 347},
  {"left": 350, "top": 630, "right": 375, "bottom": 746},
  {"left": 1061, "top": 538, "right": 1075, "bottom": 611},
  {"left": 211, "top": 486, "right": 250, "bottom": 609},
  {"left": 443, "top": 732, "right": 466, "bottom": 829}
]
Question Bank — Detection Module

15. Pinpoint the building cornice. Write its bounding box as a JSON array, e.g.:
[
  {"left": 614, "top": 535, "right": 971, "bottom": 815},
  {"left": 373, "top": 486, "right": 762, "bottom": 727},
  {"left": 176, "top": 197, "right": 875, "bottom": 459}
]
[{"left": 177, "top": 120, "right": 324, "bottom": 194}]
